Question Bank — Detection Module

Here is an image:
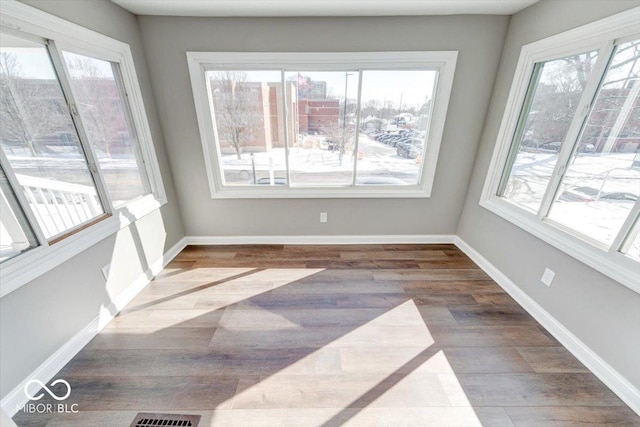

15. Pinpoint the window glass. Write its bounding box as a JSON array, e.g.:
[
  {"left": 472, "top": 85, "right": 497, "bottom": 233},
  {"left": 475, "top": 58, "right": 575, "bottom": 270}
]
[
  {"left": 285, "top": 71, "right": 358, "bottom": 186},
  {"left": 63, "top": 51, "right": 150, "bottom": 206},
  {"left": 624, "top": 219, "right": 640, "bottom": 261},
  {"left": 356, "top": 70, "right": 437, "bottom": 186},
  {"left": 499, "top": 51, "right": 599, "bottom": 212},
  {"left": 0, "top": 165, "right": 38, "bottom": 262},
  {"left": 206, "top": 70, "right": 287, "bottom": 186},
  {"left": 0, "top": 35, "right": 105, "bottom": 239},
  {"left": 548, "top": 40, "right": 640, "bottom": 245}
]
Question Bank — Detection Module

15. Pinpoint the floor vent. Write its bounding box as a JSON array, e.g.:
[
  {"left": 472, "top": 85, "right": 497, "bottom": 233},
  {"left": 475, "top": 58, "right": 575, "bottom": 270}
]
[{"left": 130, "top": 413, "right": 201, "bottom": 427}]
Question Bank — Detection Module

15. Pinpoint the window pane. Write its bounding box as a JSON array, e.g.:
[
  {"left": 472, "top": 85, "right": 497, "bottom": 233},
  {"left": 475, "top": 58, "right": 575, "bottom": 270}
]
[
  {"left": 499, "top": 50, "right": 599, "bottom": 212},
  {"left": 63, "top": 51, "right": 150, "bottom": 206},
  {"left": 0, "top": 165, "right": 38, "bottom": 262},
  {"left": 548, "top": 40, "right": 640, "bottom": 245},
  {"left": 624, "top": 219, "right": 640, "bottom": 261},
  {"left": 356, "top": 70, "right": 437, "bottom": 186},
  {"left": 0, "top": 35, "right": 105, "bottom": 239},
  {"left": 206, "top": 70, "right": 287, "bottom": 186},
  {"left": 285, "top": 71, "right": 358, "bottom": 186}
]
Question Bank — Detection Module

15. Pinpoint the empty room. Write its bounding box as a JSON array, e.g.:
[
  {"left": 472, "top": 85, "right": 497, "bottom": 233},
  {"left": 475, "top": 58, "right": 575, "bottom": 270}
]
[{"left": 0, "top": 0, "right": 639, "bottom": 426}]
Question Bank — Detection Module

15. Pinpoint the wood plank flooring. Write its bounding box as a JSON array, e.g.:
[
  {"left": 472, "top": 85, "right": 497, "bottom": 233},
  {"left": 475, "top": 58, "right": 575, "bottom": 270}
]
[{"left": 13, "top": 244, "right": 639, "bottom": 426}]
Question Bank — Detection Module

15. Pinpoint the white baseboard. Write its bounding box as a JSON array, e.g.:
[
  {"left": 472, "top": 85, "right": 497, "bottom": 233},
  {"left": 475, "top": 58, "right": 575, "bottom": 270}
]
[
  {"left": 0, "top": 237, "right": 187, "bottom": 417},
  {"left": 185, "top": 234, "right": 456, "bottom": 245},
  {"left": 454, "top": 236, "right": 640, "bottom": 416},
  {"left": 3, "top": 235, "right": 638, "bottom": 417}
]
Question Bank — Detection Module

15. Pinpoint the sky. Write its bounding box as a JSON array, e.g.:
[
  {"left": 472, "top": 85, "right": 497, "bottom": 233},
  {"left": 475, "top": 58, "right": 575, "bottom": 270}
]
[
  {"left": 1, "top": 46, "right": 113, "bottom": 80},
  {"left": 2, "top": 40, "right": 438, "bottom": 110},
  {"left": 224, "top": 69, "right": 437, "bottom": 110}
]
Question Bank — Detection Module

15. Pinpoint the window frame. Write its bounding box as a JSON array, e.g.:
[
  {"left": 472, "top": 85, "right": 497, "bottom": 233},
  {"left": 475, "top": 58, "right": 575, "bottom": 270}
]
[
  {"left": 481, "top": 7, "right": 640, "bottom": 293},
  {"left": 187, "top": 51, "right": 457, "bottom": 198},
  {"left": 0, "top": 1, "right": 167, "bottom": 297}
]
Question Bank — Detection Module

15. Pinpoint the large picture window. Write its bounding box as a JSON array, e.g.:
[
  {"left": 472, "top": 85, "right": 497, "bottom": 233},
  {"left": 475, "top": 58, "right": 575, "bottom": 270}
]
[
  {"left": 188, "top": 52, "right": 457, "bottom": 198},
  {"left": 481, "top": 8, "right": 640, "bottom": 293},
  {"left": 0, "top": 2, "right": 166, "bottom": 296}
]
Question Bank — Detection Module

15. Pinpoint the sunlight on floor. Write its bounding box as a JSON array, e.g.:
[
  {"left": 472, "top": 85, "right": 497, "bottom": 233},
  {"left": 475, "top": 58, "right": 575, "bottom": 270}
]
[
  {"left": 215, "top": 299, "right": 481, "bottom": 427},
  {"left": 114, "top": 268, "right": 326, "bottom": 325}
]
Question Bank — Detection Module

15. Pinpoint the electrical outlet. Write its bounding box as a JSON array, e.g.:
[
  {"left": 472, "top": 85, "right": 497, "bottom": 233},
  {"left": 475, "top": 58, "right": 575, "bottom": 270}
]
[
  {"left": 320, "top": 212, "right": 328, "bottom": 223},
  {"left": 101, "top": 264, "right": 111, "bottom": 281},
  {"left": 541, "top": 268, "right": 555, "bottom": 287}
]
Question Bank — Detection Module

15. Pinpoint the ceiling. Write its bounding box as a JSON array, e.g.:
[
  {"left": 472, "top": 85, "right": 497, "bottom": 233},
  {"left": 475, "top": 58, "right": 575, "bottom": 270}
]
[{"left": 110, "top": 0, "right": 540, "bottom": 17}]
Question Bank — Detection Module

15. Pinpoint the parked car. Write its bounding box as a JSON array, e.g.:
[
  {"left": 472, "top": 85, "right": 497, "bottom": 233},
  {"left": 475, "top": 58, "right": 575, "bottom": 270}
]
[
  {"left": 559, "top": 186, "right": 638, "bottom": 203},
  {"left": 538, "top": 141, "right": 562, "bottom": 153},
  {"left": 397, "top": 140, "right": 423, "bottom": 159},
  {"left": 520, "top": 139, "right": 540, "bottom": 152},
  {"left": 577, "top": 143, "right": 596, "bottom": 153},
  {"left": 387, "top": 137, "right": 404, "bottom": 147},
  {"left": 256, "top": 177, "right": 287, "bottom": 185}
]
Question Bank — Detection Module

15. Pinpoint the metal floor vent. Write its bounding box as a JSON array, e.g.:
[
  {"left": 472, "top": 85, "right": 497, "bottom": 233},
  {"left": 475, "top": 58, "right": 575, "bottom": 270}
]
[{"left": 130, "top": 413, "right": 201, "bottom": 427}]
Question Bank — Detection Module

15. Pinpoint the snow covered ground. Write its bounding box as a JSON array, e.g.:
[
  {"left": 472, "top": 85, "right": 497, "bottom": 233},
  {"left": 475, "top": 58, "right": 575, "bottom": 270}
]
[
  {"left": 505, "top": 151, "right": 640, "bottom": 256},
  {"left": 220, "top": 134, "right": 422, "bottom": 185}
]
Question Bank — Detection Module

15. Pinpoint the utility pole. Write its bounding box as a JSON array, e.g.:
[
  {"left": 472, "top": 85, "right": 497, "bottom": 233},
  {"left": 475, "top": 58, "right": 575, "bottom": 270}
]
[
  {"left": 343, "top": 72, "right": 352, "bottom": 129},
  {"left": 341, "top": 72, "right": 352, "bottom": 166}
]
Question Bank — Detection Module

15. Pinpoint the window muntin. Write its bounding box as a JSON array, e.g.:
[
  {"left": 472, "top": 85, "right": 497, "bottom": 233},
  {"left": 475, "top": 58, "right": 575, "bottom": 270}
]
[
  {"left": 481, "top": 9, "right": 640, "bottom": 293},
  {"left": 547, "top": 40, "right": 640, "bottom": 245},
  {"left": 62, "top": 51, "right": 151, "bottom": 206},
  {"left": 0, "top": 165, "right": 38, "bottom": 262},
  {"left": 189, "top": 52, "right": 457, "bottom": 198},
  {"left": 498, "top": 51, "right": 599, "bottom": 212},
  {"left": 284, "top": 70, "right": 359, "bottom": 186},
  {"left": 356, "top": 70, "right": 437, "bottom": 186},
  {"left": 0, "top": 2, "right": 167, "bottom": 294},
  {"left": 206, "top": 70, "right": 287, "bottom": 186},
  {"left": 0, "top": 36, "right": 106, "bottom": 239},
  {"left": 623, "top": 217, "right": 640, "bottom": 261}
]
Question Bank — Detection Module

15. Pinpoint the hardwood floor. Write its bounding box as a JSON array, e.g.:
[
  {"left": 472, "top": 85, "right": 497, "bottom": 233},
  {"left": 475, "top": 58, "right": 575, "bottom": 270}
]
[{"left": 13, "top": 244, "right": 639, "bottom": 426}]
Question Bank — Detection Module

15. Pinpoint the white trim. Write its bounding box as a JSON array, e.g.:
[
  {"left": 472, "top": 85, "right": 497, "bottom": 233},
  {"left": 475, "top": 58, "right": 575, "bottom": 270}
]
[
  {"left": 480, "top": 198, "right": 640, "bottom": 293},
  {"left": 0, "top": 217, "right": 119, "bottom": 298},
  {"left": 186, "top": 51, "right": 457, "bottom": 199},
  {"left": 482, "top": 7, "right": 640, "bottom": 204},
  {"left": 0, "top": 1, "right": 168, "bottom": 297},
  {"left": 2, "top": 234, "right": 638, "bottom": 418},
  {"left": 454, "top": 236, "right": 640, "bottom": 416},
  {"left": 480, "top": 7, "right": 640, "bottom": 294},
  {"left": 0, "top": 1, "right": 167, "bottom": 206},
  {"left": 0, "top": 237, "right": 187, "bottom": 417},
  {"left": 184, "top": 234, "right": 456, "bottom": 245},
  {"left": 0, "top": 201, "right": 167, "bottom": 298}
]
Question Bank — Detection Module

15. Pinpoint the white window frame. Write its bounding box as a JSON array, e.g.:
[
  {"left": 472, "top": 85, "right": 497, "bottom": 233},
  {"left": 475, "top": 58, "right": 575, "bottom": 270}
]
[
  {"left": 187, "top": 51, "right": 457, "bottom": 199},
  {"left": 0, "top": 1, "right": 167, "bottom": 297},
  {"left": 481, "top": 7, "right": 640, "bottom": 294}
]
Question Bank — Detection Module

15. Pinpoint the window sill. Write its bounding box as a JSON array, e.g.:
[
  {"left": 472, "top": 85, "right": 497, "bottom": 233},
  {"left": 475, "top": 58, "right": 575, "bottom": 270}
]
[
  {"left": 208, "top": 185, "right": 434, "bottom": 199},
  {"left": 0, "top": 195, "right": 166, "bottom": 299},
  {"left": 479, "top": 196, "right": 640, "bottom": 294}
]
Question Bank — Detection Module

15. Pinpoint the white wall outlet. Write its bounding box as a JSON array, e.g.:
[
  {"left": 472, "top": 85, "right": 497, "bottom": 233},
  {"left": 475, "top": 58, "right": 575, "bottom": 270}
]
[
  {"left": 101, "top": 264, "right": 111, "bottom": 281},
  {"left": 541, "top": 268, "right": 555, "bottom": 287},
  {"left": 320, "top": 212, "right": 328, "bottom": 223}
]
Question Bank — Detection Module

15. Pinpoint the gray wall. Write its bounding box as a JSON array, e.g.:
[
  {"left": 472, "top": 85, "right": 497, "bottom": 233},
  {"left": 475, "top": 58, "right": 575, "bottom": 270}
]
[
  {"left": 137, "top": 14, "right": 510, "bottom": 236},
  {"left": 0, "top": 0, "right": 185, "bottom": 397},
  {"left": 457, "top": 0, "right": 640, "bottom": 389}
]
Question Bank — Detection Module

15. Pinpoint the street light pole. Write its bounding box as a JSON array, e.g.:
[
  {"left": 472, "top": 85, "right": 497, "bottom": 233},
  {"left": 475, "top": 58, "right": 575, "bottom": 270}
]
[
  {"left": 341, "top": 72, "right": 352, "bottom": 167},
  {"left": 343, "top": 72, "right": 352, "bottom": 129}
]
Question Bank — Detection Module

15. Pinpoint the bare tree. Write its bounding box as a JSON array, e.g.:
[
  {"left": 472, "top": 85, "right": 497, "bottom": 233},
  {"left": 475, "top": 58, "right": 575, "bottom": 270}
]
[
  {"left": 0, "top": 52, "right": 68, "bottom": 156},
  {"left": 209, "top": 71, "right": 262, "bottom": 159},
  {"left": 321, "top": 122, "right": 356, "bottom": 164},
  {"left": 526, "top": 41, "right": 640, "bottom": 149}
]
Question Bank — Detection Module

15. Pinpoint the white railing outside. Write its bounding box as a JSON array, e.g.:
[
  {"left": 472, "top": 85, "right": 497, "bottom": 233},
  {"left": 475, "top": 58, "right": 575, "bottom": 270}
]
[{"left": 15, "top": 174, "right": 102, "bottom": 239}]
